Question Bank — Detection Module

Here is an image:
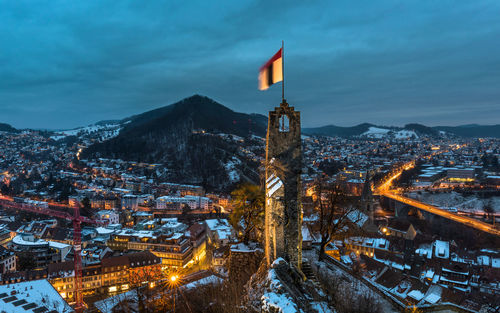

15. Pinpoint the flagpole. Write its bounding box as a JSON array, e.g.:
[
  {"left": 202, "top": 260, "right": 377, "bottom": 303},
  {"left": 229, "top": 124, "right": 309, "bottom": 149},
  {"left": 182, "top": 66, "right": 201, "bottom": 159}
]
[{"left": 282, "top": 40, "right": 285, "bottom": 102}]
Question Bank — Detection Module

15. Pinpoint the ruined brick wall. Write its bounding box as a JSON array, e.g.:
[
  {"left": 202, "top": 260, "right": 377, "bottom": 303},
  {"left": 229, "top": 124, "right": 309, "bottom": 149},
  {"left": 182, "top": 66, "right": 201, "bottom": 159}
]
[
  {"left": 265, "top": 100, "right": 302, "bottom": 270},
  {"left": 228, "top": 247, "right": 264, "bottom": 283}
]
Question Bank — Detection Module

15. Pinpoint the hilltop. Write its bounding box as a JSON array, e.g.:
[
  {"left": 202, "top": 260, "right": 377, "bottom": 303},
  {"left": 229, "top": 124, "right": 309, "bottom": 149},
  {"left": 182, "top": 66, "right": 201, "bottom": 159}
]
[{"left": 81, "top": 95, "right": 266, "bottom": 191}]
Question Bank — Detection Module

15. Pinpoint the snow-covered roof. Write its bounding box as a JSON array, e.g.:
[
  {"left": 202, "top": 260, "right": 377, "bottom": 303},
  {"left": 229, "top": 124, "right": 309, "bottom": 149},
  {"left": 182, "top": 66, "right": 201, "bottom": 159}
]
[
  {"left": 433, "top": 240, "right": 449, "bottom": 259},
  {"left": 423, "top": 293, "right": 441, "bottom": 304},
  {"left": 205, "top": 219, "right": 232, "bottom": 240},
  {"left": 115, "top": 229, "right": 156, "bottom": 239},
  {"left": 346, "top": 210, "right": 368, "bottom": 227},
  {"left": 416, "top": 244, "right": 432, "bottom": 259},
  {"left": 341, "top": 255, "right": 353, "bottom": 265},
  {"left": 12, "top": 234, "right": 48, "bottom": 246},
  {"left": 424, "top": 269, "right": 435, "bottom": 279},
  {"left": 96, "top": 227, "right": 116, "bottom": 235},
  {"left": 407, "top": 290, "right": 424, "bottom": 301},
  {"left": 0, "top": 279, "right": 73, "bottom": 312},
  {"left": 48, "top": 241, "right": 71, "bottom": 250},
  {"left": 161, "top": 218, "right": 185, "bottom": 230},
  {"left": 477, "top": 255, "right": 490, "bottom": 266},
  {"left": 230, "top": 243, "right": 262, "bottom": 252}
]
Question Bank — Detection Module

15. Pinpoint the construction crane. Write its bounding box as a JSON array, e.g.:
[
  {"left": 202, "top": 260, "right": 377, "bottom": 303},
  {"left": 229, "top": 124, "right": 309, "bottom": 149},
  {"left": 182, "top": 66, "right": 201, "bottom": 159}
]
[{"left": 0, "top": 196, "right": 106, "bottom": 312}]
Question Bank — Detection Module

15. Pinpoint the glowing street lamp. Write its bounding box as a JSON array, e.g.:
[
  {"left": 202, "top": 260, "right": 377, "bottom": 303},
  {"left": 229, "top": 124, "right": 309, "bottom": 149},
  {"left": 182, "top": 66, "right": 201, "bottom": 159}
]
[
  {"left": 170, "top": 274, "right": 178, "bottom": 284},
  {"left": 168, "top": 274, "right": 180, "bottom": 313}
]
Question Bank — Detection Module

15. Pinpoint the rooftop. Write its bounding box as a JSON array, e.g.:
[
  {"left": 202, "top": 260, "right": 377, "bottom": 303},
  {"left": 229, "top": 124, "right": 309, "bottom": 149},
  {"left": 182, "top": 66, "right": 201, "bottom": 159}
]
[{"left": 0, "top": 279, "right": 73, "bottom": 313}]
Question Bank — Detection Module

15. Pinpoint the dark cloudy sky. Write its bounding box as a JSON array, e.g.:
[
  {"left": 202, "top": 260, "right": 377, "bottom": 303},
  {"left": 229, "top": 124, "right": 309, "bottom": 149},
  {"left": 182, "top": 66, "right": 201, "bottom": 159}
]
[{"left": 1, "top": 1, "right": 500, "bottom": 129}]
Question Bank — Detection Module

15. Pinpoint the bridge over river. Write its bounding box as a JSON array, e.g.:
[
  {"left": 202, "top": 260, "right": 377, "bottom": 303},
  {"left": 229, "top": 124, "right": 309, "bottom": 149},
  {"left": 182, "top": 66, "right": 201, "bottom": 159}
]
[{"left": 380, "top": 191, "right": 500, "bottom": 237}]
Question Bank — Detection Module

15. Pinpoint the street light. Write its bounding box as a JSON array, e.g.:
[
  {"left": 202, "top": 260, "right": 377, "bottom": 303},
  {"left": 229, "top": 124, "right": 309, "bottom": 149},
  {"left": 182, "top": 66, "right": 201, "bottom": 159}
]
[
  {"left": 168, "top": 274, "right": 180, "bottom": 313},
  {"left": 170, "top": 274, "right": 178, "bottom": 284}
]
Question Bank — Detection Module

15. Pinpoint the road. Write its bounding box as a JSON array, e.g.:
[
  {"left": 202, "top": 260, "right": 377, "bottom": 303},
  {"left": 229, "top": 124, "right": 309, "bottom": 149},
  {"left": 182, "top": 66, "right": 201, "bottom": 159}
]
[
  {"left": 375, "top": 158, "right": 500, "bottom": 237},
  {"left": 380, "top": 191, "right": 500, "bottom": 236}
]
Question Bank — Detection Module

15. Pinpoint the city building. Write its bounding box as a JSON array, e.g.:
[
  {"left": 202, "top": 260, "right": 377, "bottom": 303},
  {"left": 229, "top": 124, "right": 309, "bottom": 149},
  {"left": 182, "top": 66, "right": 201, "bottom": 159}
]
[
  {"left": 107, "top": 230, "right": 193, "bottom": 267},
  {"left": 345, "top": 237, "right": 390, "bottom": 258},
  {"left": 381, "top": 219, "right": 417, "bottom": 240},
  {"left": 121, "top": 194, "right": 139, "bottom": 211},
  {"left": 0, "top": 246, "right": 16, "bottom": 273},
  {"left": 96, "top": 210, "right": 120, "bottom": 224},
  {"left": 9, "top": 234, "right": 58, "bottom": 267}
]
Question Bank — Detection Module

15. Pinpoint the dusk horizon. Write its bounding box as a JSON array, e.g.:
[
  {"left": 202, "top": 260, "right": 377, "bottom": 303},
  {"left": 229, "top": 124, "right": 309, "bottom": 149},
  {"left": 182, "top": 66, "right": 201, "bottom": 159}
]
[
  {"left": 3, "top": 93, "right": 500, "bottom": 131},
  {"left": 2, "top": 1, "right": 500, "bottom": 129}
]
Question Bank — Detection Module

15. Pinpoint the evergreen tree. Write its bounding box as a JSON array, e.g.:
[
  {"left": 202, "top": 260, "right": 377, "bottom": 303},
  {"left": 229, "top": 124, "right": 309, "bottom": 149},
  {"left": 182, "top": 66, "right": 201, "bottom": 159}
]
[{"left": 229, "top": 183, "right": 264, "bottom": 244}]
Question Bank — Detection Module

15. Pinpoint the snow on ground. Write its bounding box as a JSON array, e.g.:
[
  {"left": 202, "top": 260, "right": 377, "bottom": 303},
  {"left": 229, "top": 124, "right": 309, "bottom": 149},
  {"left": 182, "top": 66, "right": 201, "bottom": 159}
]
[
  {"left": 217, "top": 133, "right": 244, "bottom": 142},
  {"left": 361, "top": 127, "right": 390, "bottom": 139},
  {"left": 360, "top": 127, "right": 418, "bottom": 140},
  {"left": 302, "top": 250, "right": 399, "bottom": 313},
  {"left": 50, "top": 135, "right": 66, "bottom": 140},
  {"left": 310, "top": 302, "right": 336, "bottom": 313},
  {"left": 60, "top": 124, "right": 111, "bottom": 136},
  {"left": 224, "top": 156, "right": 241, "bottom": 183},
  {"left": 251, "top": 134, "right": 265, "bottom": 141},
  {"left": 94, "top": 289, "right": 138, "bottom": 313},
  {"left": 52, "top": 123, "right": 122, "bottom": 141},
  {"left": 183, "top": 275, "right": 223, "bottom": 290},
  {"left": 409, "top": 191, "right": 500, "bottom": 213},
  {"left": 394, "top": 130, "right": 418, "bottom": 139},
  {"left": 261, "top": 258, "right": 303, "bottom": 313}
]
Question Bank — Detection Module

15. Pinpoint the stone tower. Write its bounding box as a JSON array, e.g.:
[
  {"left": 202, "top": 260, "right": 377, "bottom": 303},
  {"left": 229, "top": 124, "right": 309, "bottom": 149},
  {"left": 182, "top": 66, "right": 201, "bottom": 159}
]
[
  {"left": 360, "top": 171, "right": 374, "bottom": 217},
  {"left": 265, "top": 99, "right": 302, "bottom": 270},
  {"left": 360, "top": 171, "right": 378, "bottom": 232}
]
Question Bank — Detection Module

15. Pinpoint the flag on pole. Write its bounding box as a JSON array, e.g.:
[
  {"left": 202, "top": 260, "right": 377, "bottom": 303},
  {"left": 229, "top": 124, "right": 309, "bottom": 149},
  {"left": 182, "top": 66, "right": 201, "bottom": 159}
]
[{"left": 258, "top": 48, "right": 283, "bottom": 90}]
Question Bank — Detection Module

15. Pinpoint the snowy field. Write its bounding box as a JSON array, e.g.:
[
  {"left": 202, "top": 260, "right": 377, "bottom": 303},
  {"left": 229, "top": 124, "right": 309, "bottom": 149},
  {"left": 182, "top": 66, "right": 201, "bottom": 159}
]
[
  {"left": 361, "top": 127, "right": 418, "bottom": 140},
  {"left": 408, "top": 191, "right": 500, "bottom": 213}
]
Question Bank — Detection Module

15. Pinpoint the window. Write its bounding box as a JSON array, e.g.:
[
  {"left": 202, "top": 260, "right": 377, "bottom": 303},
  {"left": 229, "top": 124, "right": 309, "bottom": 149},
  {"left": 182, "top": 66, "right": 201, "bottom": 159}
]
[{"left": 279, "top": 114, "right": 289, "bottom": 132}]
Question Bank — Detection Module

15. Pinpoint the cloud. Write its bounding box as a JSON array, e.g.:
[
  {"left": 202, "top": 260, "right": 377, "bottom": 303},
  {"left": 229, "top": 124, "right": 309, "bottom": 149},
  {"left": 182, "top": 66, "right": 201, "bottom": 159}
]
[{"left": 0, "top": 0, "right": 499, "bottom": 128}]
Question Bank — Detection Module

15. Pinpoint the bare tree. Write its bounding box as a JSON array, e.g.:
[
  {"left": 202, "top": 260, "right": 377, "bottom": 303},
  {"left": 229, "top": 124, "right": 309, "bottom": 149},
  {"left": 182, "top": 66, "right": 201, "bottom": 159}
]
[
  {"left": 313, "top": 178, "right": 358, "bottom": 260},
  {"left": 483, "top": 199, "right": 495, "bottom": 225}
]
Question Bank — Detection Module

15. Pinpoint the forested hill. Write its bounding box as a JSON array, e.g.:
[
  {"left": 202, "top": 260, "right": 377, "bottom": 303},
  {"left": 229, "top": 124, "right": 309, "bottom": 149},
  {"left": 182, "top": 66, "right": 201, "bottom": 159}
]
[
  {"left": 0, "top": 123, "right": 18, "bottom": 133},
  {"left": 117, "top": 94, "right": 267, "bottom": 138},
  {"left": 303, "top": 123, "right": 500, "bottom": 138},
  {"left": 81, "top": 95, "right": 267, "bottom": 191}
]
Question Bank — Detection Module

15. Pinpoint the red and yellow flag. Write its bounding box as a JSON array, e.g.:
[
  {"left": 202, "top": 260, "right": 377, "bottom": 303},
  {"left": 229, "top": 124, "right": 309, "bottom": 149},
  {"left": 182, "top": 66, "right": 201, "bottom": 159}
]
[{"left": 258, "top": 48, "right": 283, "bottom": 90}]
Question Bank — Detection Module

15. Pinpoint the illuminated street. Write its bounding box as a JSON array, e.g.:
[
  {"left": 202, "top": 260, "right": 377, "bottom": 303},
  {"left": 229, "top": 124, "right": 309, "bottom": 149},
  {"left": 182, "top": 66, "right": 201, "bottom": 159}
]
[{"left": 376, "top": 160, "right": 500, "bottom": 237}]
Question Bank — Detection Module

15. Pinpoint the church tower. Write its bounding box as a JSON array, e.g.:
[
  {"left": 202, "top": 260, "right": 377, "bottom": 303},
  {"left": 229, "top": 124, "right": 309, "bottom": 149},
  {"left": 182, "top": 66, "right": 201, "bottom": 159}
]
[
  {"left": 265, "top": 100, "right": 302, "bottom": 270},
  {"left": 360, "top": 171, "right": 378, "bottom": 232}
]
